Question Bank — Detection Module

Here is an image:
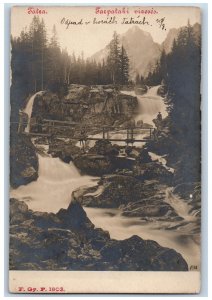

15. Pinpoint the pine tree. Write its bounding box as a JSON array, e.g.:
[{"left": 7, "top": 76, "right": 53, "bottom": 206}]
[
  {"left": 107, "top": 31, "right": 121, "bottom": 84},
  {"left": 46, "top": 24, "right": 62, "bottom": 91},
  {"left": 165, "top": 21, "right": 201, "bottom": 183},
  {"left": 28, "top": 16, "right": 47, "bottom": 91},
  {"left": 120, "top": 45, "right": 129, "bottom": 85},
  {"left": 159, "top": 49, "right": 167, "bottom": 82}
]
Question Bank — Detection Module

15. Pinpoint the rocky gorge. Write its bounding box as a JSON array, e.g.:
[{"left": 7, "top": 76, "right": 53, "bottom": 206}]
[
  {"left": 10, "top": 198, "right": 188, "bottom": 271},
  {"left": 10, "top": 84, "right": 201, "bottom": 271}
]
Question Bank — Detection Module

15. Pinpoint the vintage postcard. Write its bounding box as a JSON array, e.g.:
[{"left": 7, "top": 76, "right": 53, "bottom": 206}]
[{"left": 9, "top": 5, "right": 201, "bottom": 293}]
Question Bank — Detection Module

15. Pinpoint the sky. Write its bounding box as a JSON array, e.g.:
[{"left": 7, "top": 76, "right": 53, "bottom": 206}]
[{"left": 11, "top": 6, "right": 201, "bottom": 58}]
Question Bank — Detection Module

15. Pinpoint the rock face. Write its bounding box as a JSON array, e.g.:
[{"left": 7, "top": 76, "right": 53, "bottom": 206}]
[
  {"left": 91, "top": 26, "right": 161, "bottom": 79},
  {"left": 157, "top": 84, "right": 168, "bottom": 97},
  {"left": 10, "top": 135, "right": 38, "bottom": 188},
  {"left": 10, "top": 198, "right": 188, "bottom": 271},
  {"left": 30, "top": 85, "right": 138, "bottom": 133},
  {"left": 91, "top": 24, "right": 200, "bottom": 81}
]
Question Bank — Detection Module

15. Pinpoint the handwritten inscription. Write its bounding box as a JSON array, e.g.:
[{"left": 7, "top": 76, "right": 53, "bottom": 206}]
[
  {"left": 60, "top": 7, "right": 165, "bottom": 30},
  {"left": 93, "top": 17, "right": 117, "bottom": 25},
  {"left": 61, "top": 17, "right": 84, "bottom": 29},
  {"left": 122, "top": 16, "right": 150, "bottom": 25},
  {"left": 156, "top": 17, "right": 167, "bottom": 30},
  {"left": 60, "top": 16, "right": 166, "bottom": 29}
]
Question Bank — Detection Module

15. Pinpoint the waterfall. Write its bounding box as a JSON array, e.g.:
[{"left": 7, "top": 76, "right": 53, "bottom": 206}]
[
  {"left": 84, "top": 85, "right": 167, "bottom": 148},
  {"left": 24, "top": 91, "right": 43, "bottom": 132},
  {"left": 121, "top": 86, "right": 168, "bottom": 126},
  {"left": 148, "top": 152, "right": 175, "bottom": 173},
  {"left": 11, "top": 85, "right": 199, "bottom": 270},
  {"left": 38, "top": 156, "right": 81, "bottom": 182},
  {"left": 165, "top": 188, "right": 196, "bottom": 222},
  {"left": 135, "top": 85, "right": 168, "bottom": 125},
  {"left": 10, "top": 155, "right": 98, "bottom": 213}
]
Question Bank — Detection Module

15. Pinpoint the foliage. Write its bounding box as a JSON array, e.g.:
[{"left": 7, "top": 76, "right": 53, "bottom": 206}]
[
  {"left": 11, "top": 19, "right": 130, "bottom": 122},
  {"left": 107, "top": 32, "right": 129, "bottom": 84},
  {"left": 145, "top": 21, "right": 201, "bottom": 183}
]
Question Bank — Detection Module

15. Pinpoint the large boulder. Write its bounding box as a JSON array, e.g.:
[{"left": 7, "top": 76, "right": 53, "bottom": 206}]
[
  {"left": 57, "top": 200, "right": 95, "bottom": 231},
  {"left": 133, "top": 161, "right": 173, "bottom": 184},
  {"left": 74, "top": 154, "right": 114, "bottom": 176},
  {"left": 48, "top": 139, "right": 80, "bottom": 162},
  {"left": 10, "top": 198, "right": 30, "bottom": 225},
  {"left": 157, "top": 84, "right": 168, "bottom": 97},
  {"left": 135, "top": 85, "right": 148, "bottom": 95},
  {"left": 137, "top": 148, "right": 152, "bottom": 163},
  {"left": 89, "top": 140, "right": 119, "bottom": 157},
  {"left": 10, "top": 134, "right": 38, "bottom": 188},
  {"left": 76, "top": 174, "right": 141, "bottom": 208},
  {"left": 122, "top": 201, "right": 181, "bottom": 221},
  {"left": 100, "top": 235, "right": 188, "bottom": 271}
]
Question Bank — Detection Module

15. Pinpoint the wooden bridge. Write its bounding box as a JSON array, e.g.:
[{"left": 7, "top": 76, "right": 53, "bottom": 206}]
[{"left": 18, "top": 117, "right": 155, "bottom": 145}]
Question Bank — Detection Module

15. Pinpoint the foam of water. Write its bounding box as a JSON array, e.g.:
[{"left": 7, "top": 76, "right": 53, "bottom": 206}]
[
  {"left": 134, "top": 86, "right": 168, "bottom": 125},
  {"left": 121, "top": 86, "right": 168, "bottom": 125},
  {"left": 149, "top": 152, "right": 175, "bottom": 173},
  {"left": 165, "top": 188, "right": 197, "bottom": 222},
  {"left": 10, "top": 155, "right": 99, "bottom": 213},
  {"left": 12, "top": 87, "right": 199, "bottom": 270},
  {"left": 24, "top": 91, "right": 43, "bottom": 132},
  {"left": 10, "top": 151, "right": 200, "bottom": 269},
  {"left": 77, "top": 86, "right": 167, "bottom": 149},
  {"left": 84, "top": 206, "right": 200, "bottom": 270},
  {"left": 77, "top": 130, "right": 149, "bottom": 148}
]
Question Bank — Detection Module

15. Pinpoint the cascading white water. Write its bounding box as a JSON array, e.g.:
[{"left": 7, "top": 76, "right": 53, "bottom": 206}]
[
  {"left": 121, "top": 86, "right": 168, "bottom": 126},
  {"left": 148, "top": 152, "right": 175, "bottom": 174},
  {"left": 10, "top": 155, "right": 99, "bottom": 213},
  {"left": 24, "top": 91, "right": 43, "bottom": 132},
  {"left": 134, "top": 85, "right": 168, "bottom": 125},
  {"left": 12, "top": 86, "right": 199, "bottom": 270},
  {"left": 165, "top": 188, "right": 196, "bottom": 222},
  {"left": 83, "top": 86, "right": 166, "bottom": 148},
  {"left": 11, "top": 150, "right": 200, "bottom": 269},
  {"left": 84, "top": 206, "right": 200, "bottom": 270},
  {"left": 38, "top": 156, "right": 81, "bottom": 182}
]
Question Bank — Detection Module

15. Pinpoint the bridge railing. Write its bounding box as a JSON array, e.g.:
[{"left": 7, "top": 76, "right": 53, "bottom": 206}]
[{"left": 17, "top": 117, "right": 156, "bottom": 143}]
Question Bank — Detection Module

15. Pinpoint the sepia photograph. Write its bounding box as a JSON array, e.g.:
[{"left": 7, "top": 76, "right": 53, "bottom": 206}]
[{"left": 9, "top": 5, "right": 201, "bottom": 293}]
